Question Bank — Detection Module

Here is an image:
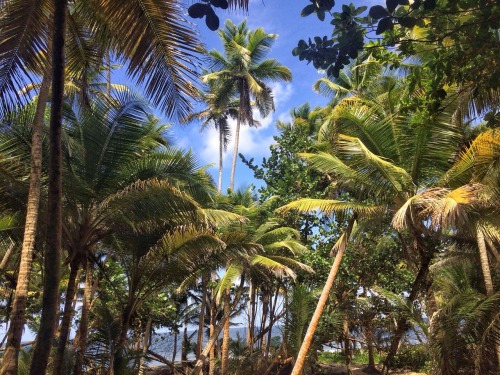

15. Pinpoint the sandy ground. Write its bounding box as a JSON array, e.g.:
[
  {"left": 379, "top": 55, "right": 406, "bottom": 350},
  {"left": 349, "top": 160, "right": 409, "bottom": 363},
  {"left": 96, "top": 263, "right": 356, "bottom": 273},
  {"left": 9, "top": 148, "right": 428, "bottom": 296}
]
[{"left": 318, "top": 363, "right": 427, "bottom": 375}]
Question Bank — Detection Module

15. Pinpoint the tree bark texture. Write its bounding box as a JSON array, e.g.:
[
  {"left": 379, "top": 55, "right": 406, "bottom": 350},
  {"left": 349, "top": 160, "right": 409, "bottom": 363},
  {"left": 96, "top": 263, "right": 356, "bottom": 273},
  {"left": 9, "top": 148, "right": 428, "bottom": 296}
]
[
  {"left": 290, "top": 217, "right": 356, "bottom": 375},
  {"left": 73, "top": 264, "right": 94, "bottom": 375},
  {"left": 29, "top": 0, "right": 67, "bottom": 372},
  {"left": 0, "top": 55, "right": 52, "bottom": 375},
  {"left": 221, "top": 289, "right": 231, "bottom": 375},
  {"left": 196, "top": 274, "right": 208, "bottom": 360},
  {"left": 209, "top": 272, "right": 217, "bottom": 375},
  {"left": 229, "top": 115, "right": 241, "bottom": 191},
  {"left": 53, "top": 259, "right": 81, "bottom": 375},
  {"left": 218, "top": 127, "right": 223, "bottom": 193}
]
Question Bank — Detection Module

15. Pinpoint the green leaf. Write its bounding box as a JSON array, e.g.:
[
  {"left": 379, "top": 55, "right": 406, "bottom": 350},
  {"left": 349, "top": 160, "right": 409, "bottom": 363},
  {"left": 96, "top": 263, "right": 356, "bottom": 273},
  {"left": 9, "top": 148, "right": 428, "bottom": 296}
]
[
  {"left": 301, "top": 4, "right": 315, "bottom": 17},
  {"left": 188, "top": 3, "right": 208, "bottom": 19},
  {"left": 398, "top": 16, "right": 417, "bottom": 28},
  {"left": 386, "top": 0, "right": 398, "bottom": 13},
  {"left": 369, "top": 5, "right": 389, "bottom": 19},
  {"left": 376, "top": 17, "right": 393, "bottom": 34},
  {"left": 316, "top": 9, "right": 326, "bottom": 21}
]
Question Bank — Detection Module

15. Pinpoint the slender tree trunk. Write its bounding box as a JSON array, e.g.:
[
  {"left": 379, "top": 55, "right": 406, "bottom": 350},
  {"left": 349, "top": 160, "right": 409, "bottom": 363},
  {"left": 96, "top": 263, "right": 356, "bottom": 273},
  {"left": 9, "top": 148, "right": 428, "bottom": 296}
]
[
  {"left": 172, "top": 331, "right": 178, "bottom": 364},
  {"left": 209, "top": 272, "right": 217, "bottom": 375},
  {"left": 0, "top": 242, "right": 15, "bottom": 272},
  {"left": 182, "top": 314, "right": 188, "bottom": 372},
  {"left": 229, "top": 116, "right": 241, "bottom": 191},
  {"left": 221, "top": 289, "right": 231, "bottom": 375},
  {"left": 73, "top": 263, "right": 94, "bottom": 375},
  {"left": 29, "top": 0, "right": 67, "bottom": 373},
  {"left": 366, "top": 321, "right": 376, "bottom": 372},
  {"left": 192, "top": 281, "right": 244, "bottom": 375},
  {"left": 197, "top": 275, "right": 208, "bottom": 360},
  {"left": 218, "top": 128, "right": 223, "bottom": 193},
  {"left": 343, "top": 319, "right": 352, "bottom": 375},
  {"left": 291, "top": 217, "right": 356, "bottom": 375},
  {"left": 53, "top": 259, "right": 80, "bottom": 375},
  {"left": 247, "top": 281, "right": 255, "bottom": 351},
  {"left": 138, "top": 318, "right": 153, "bottom": 375},
  {"left": 382, "top": 257, "right": 431, "bottom": 374},
  {"left": 0, "top": 53, "right": 52, "bottom": 375}
]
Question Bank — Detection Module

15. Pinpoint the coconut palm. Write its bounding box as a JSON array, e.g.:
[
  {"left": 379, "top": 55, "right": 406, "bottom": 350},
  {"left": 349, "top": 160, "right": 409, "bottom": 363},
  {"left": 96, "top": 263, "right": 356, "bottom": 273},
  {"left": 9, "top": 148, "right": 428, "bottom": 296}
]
[
  {"left": 202, "top": 20, "right": 292, "bottom": 190},
  {"left": 278, "top": 65, "right": 466, "bottom": 374},
  {"left": 183, "top": 78, "right": 239, "bottom": 192},
  {"left": 214, "top": 190, "right": 311, "bottom": 375},
  {"left": 0, "top": 0, "right": 209, "bottom": 370}
]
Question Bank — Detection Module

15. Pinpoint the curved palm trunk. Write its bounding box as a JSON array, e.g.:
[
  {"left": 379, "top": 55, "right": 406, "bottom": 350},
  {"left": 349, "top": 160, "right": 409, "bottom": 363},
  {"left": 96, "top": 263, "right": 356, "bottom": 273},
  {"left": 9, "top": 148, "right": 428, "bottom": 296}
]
[
  {"left": 291, "top": 217, "right": 356, "bottom": 375},
  {"left": 218, "top": 128, "right": 224, "bottom": 193},
  {"left": 73, "top": 263, "right": 94, "bottom": 375},
  {"left": 221, "top": 289, "right": 231, "bottom": 375},
  {"left": 0, "top": 242, "right": 15, "bottom": 272},
  {"left": 229, "top": 115, "right": 241, "bottom": 191},
  {"left": 53, "top": 259, "right": 80, "bottom": 375},
  {"left": 29, "top": 0, "right": 67, "bottom": 373},
  {"left": 0, "top": 57, "right": 52, "bottom": 375}
]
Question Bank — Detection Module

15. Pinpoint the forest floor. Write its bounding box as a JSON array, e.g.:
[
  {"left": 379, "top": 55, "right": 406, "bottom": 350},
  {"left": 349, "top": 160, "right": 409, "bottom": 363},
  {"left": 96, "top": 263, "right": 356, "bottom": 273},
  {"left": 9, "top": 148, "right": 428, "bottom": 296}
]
[{"left": 318, "top": 363, "right": 427, "bottom": 374}]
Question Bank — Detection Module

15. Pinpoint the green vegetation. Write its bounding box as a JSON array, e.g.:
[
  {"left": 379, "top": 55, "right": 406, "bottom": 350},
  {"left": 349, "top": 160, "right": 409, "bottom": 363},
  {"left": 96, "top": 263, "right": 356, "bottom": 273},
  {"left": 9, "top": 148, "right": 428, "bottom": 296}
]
[{"left": 0, "top": 1, "right": 498, "bottom": 375}]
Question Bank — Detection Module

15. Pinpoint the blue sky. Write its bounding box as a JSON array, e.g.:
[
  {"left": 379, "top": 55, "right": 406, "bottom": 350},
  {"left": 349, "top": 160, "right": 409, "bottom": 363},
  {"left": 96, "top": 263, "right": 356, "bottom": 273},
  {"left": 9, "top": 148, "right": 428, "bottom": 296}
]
[{"left": 120, "top": 0, "right": 381, "bottom": 193}]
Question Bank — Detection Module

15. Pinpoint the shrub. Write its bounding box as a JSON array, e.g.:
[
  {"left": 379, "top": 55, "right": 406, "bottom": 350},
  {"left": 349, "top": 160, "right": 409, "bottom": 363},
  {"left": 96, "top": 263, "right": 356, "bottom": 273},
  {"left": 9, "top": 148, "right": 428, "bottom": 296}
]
[{"left": 392, "top": 344, "right": 430, "bottom": 370}]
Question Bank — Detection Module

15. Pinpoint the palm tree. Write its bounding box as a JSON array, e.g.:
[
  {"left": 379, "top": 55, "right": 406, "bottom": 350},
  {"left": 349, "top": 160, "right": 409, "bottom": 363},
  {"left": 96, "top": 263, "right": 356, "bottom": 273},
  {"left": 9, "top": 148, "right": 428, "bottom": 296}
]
[
  {"left": 278, "top": 65, "right": 466, "bottom": 374},
  {"left": 202, "top": 20, "right": 292, "bottom": 190},
  {"left": 215, "top": 190, "right": 312, "bottom": 375},
  {"left": 0, "top": 0, "right": 211, "bottom": 369},
  {"left": 183, "top": 78, "right": 238, "bottom": 192}
]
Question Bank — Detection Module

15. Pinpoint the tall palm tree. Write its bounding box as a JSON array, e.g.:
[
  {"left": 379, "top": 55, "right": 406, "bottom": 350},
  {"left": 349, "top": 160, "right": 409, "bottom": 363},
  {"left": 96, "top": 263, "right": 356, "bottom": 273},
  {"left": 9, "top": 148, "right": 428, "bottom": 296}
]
[
  {"left": 202, "top": 20, "right": 292, "bottom": 190},
  {"left": 1, "top": 0, "right": 210, "bottom": 372},
  {"left": 183, "top": 78, "right": 238, "bottom": 192}
]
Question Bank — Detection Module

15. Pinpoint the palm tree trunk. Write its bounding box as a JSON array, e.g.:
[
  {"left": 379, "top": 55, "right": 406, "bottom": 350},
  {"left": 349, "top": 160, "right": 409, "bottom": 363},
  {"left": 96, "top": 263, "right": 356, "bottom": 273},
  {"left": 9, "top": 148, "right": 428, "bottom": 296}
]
[
  {"left": 291, "top": 217, "right": 356, "bottom": 375},
  {"left": 53, "top": 259, "right": 80, "bottom": 375},
  {"left": 197, "top": 275, "right": 208, "bottom": 360},
  {"left": 182, "top": 314, "right": 189, "bottom": 372},
  {"left": 209, "top": 272, "right": 217, "bottom": 375},
  {"left": 229, "top": 115, "right": 241, "bottom": 191},
  {"left": 0, "top": 241, "right": 15, "bottom": 272},
  {"left": 192, "top": 281, "right": 244, "bottom": 375},
  {"left": 381, "top": 256, "right": 431, "bottom": 374},
  {"left": 221, "top": 289, "right": 231, "bottom": 375},
  {"left": 218, "top": 127, "right": 224, "bottom": 193},
  {"left": 343, "top": 319, "right": 352, "bottom": 375},
  {"left": 138, "top": 318, "right": 153, "bottom": 375},
  {"left": 29, "top": 0, "right": 67, "bottom": 372},
  {"left": 477, "top": 228, "right": 494, "bottom": 296},
  {"left": 73, "top": 263, "right": 94, "bottom": 375},
  {"left": 247, "top": 281, "right": 255, "bottom": 351},
  {"left": 172, "top": 331, "right": 178, "bottom": 364},
  {"left": 0, "top": 52, "right": 52, "bottom": 375}
]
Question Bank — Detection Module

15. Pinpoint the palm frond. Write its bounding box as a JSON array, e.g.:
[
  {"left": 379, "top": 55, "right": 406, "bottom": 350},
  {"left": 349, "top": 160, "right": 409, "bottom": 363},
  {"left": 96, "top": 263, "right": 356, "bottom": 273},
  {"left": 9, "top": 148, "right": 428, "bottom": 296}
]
[{"left": 277, "top": 198, "right": 383, "bottom": 219}]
